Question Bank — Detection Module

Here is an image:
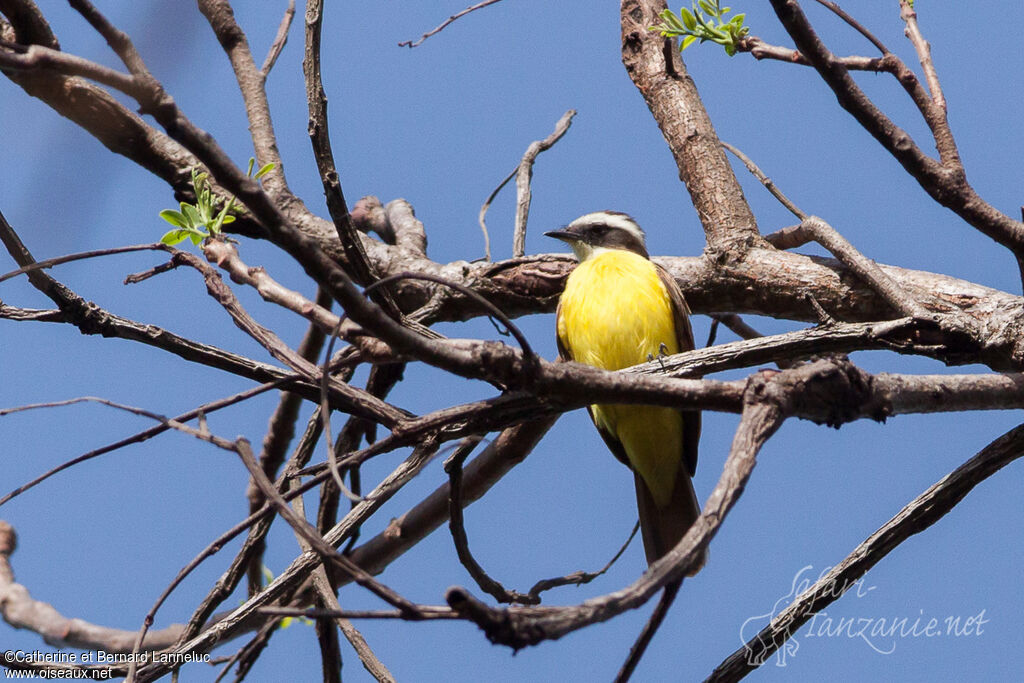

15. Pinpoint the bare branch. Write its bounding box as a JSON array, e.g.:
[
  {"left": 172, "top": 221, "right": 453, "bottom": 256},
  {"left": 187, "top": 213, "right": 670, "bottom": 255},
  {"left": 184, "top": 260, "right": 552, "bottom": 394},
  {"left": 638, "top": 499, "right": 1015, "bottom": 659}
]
[
  {"left": 167, "top": 248, "right": 406, "bottom": 426},
  {"left": 398, "top": 0, "right": 504, "bottom": 48},
  {"left": 384, "top": 199, "right": 428, "bottom": 257},
  {"left": 478, "top": 168, "right": 515, "bottom": 262},
  {"left": 775, "top": 216, "right": 931, "bottom": 320},
  {"left": 197, "top": 0, "right": 289, "bottom": 197},
  {"left": 446, "top": 365, "right": 792, "bottom": 647},
  {"left": 245, "top": 288, "right": 332, "bottom": 596},
  {"left": 621, "top": 0, "right": 761, "bottom": 254},
  {"left": 525, "top": 522, "right": 640, "bottom": 599},
  {"left": 260, "top": 0, "right": 295, "bottom": 77},
  {"left": 709, "top": 421, "right": 1024, "bottom": 680},
  {"left": 445, "top": 436, "right": 539, "bottom": 605},
  {"left": 513, "top": 109, "right": 576, "bottom": 257},
  {"left": 290, "top": 483, "right": 396, "bottom": 682},
  {"left": 721, "top": 141, "right": 805, "bottom": 221},
  {"left": 351, "top": 196, "right": 396, "bottom": 245},
  {"left": 176, "top": 412, "right": 325, "bottom": 649},
  {"left": 768, "top": 0, "right": 1023, "bottom": 254},
  {"left": 302, "top": 0, "right": 405, "bottom": 323},
  {"left": 735, "top": 35, "right": 886, "bottom": 71},
  {"left": 347, "top": 417, "right": 556, "bottom": 576},
  {"left": 899, "top": 0, "right": 945, "bottom": 111},
  {"left": 0, "top": 522, "right": 189, "bottom": 661}
]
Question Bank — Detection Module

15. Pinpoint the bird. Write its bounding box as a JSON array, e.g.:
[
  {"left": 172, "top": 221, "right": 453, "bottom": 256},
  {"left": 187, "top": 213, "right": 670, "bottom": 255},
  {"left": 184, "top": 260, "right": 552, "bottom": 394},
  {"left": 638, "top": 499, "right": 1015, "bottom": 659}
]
[{"left": 546, "top": 211, "right": 703, "bottom": 569}]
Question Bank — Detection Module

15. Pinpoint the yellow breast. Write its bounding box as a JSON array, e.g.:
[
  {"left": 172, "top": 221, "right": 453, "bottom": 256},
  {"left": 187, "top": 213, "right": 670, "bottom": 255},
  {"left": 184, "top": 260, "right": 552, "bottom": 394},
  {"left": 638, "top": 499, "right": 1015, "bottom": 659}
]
[
  {"left": 557, "top": 249, "right": 683, "bottom": 506},
  {"left": 557, "top": 249, "right": 679, "bottom": 369}
]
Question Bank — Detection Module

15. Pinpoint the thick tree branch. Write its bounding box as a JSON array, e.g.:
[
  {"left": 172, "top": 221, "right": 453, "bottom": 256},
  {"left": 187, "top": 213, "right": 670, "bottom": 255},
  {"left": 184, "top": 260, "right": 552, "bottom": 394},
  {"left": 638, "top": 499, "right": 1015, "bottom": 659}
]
[{"left": 620, "top": 0, "right": 761, "bottom": 254}]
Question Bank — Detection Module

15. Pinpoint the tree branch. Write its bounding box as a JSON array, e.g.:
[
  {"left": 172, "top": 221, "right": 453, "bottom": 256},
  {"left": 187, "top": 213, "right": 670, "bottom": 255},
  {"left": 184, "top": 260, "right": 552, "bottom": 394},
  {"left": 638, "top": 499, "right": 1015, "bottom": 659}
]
[
  {"left": 768, "top": 0, "right": 1024, "bottom": 255},
  {"left": 620, "top": 0, "right": 761, "bottom": 255},
  {"left": 708, "top": 421, "right": 1024, "bottom": 680}
]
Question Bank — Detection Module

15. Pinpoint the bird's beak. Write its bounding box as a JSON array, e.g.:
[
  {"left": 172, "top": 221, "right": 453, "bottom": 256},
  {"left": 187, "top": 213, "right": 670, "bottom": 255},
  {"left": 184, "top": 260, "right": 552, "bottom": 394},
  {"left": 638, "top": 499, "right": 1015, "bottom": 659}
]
[{"left": 544, "top": 229, "right": 577, "bottom": 242}]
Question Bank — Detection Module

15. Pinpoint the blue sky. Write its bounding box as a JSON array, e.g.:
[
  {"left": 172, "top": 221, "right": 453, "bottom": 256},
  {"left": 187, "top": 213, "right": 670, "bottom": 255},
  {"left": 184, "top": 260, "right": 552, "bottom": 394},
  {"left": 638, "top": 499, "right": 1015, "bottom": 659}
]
[{"left": 2, "top": 2, "right": 1022, "bottom": 681}]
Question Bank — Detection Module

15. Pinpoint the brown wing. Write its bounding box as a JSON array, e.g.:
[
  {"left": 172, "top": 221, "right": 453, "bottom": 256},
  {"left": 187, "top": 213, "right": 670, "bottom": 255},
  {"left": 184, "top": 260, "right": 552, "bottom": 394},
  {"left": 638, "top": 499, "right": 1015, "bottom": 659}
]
[
  {"left": 656, "top": 264, "right": 701, "bottom": 478},
  {"left": 555, "top": 298, "right": 632, "bottom": 468}
]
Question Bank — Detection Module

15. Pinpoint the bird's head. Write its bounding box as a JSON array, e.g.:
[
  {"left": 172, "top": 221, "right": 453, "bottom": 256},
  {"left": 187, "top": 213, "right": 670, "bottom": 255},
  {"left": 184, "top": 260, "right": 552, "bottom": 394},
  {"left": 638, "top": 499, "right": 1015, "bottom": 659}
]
[{"left": 545, "top": 211, "right": 649, "bottom": 262}]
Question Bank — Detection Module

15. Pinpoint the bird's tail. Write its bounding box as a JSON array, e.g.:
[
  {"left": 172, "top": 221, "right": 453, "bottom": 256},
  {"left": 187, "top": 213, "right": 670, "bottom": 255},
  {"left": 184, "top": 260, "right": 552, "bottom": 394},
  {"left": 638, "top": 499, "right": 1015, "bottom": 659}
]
[{"left": 634, "top": 467, "right": 705, "bottom": 573}]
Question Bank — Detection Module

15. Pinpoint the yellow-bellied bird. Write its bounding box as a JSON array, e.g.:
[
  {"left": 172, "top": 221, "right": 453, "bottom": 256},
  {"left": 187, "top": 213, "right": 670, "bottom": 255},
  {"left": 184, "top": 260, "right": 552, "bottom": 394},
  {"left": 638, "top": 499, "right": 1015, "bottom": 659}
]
[{"left": 547, "top": 211, "right": 702, "bottom": 568}]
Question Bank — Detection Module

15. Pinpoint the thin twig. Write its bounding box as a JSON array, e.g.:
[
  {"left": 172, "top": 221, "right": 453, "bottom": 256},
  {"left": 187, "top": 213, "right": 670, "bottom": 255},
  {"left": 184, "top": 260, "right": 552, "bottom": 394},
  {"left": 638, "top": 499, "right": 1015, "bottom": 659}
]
[
  {"left": 445, "top": 435, "right": 538, "bottom": 604},
  {"left": 398, "top": 0, "right": 504, "bottom": 48},
  {"left": 790, "top": 216, "right": 931, "bottom": 319},
  {"left": 813, "top": 0, "right": 889, "bottom": 53},
  {"left": 525, "top": 522, "right": 640, "bottom": 598},
  {"left": 0, "top": 242, "right": 170, "bottom": 284},
  {"left": 899, "top": 0, "right": 946, "bottom": 111},
  {"left": 291, "top": 483, "right": 395, "bottom": 682},
  {"left": 709, "top": 314, "right": 763, "bottom": 342},
  {"left": 735, "top": 35, "right": 887, "bottom": 72},
  {"left": 717, "top": 145, "right": 930, "bottom": 319},
  {"left": 257, "top": 606, "right": 459, "bottom": 620},
  {"left": 513, "top": 109, "right": 576, "bottom": 257},
  {"left": 0, "top": 382, "right": 289, "bottom": 508},
  {"left": 260, "top": 0, "right": 296, "bottom": 77},
  {"left": 721, "top": 141, "right": 805, "bottom": 220},
  {"left": 477, "top": 168, "right": 515, "bottom": 261},
  {"left": 615, "top": 581, "right": 681, "bottom": 683}
]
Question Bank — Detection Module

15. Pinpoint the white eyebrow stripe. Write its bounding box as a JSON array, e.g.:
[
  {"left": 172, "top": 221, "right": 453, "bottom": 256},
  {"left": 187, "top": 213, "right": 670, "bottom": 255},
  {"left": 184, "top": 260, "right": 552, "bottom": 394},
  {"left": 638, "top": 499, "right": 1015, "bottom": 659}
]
[{"left": 567, "top": 211, "right": 647, "bottom": 244}]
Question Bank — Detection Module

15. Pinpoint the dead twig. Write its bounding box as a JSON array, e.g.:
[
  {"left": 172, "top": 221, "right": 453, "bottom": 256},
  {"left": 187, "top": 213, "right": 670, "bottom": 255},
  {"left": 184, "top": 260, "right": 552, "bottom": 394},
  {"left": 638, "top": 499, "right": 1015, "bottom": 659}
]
[
  {"left": 398, "top": 0, "right": 504, "bottom": 48},
  {"left": 513, "top": 109, "right": 576, "bottom": 257}
]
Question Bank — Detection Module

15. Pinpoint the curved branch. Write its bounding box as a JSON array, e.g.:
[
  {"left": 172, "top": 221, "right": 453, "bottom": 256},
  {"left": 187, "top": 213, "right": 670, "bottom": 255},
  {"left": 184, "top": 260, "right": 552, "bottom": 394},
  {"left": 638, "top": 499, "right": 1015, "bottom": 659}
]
[{"left": 768, "top": 0, "right": 1024, "bottom": 255}]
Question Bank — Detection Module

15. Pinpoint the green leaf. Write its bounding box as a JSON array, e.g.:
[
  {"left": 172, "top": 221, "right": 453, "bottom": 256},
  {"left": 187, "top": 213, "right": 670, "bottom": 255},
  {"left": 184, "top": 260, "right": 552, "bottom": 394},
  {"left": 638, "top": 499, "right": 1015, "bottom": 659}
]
[
  {"left": 680, "top": 7, "right": 697, "bottom": 30},
  {"left": 705, "top": 25, "right": 727, "bottom": 40},
  {"left": 160, "top": 228, "right": 190, "bottom": 246},
  {"left": 657, "top": 10, "right": 684, "bottom": 33},
  {"left": 182, "top": 203, "right": 203, "bottom": 228},
  {"left": 698, "top": 0, "right": 716, "bottom": 17},
  {"left": 210, "top": 197, "right": 236, "bottom": 235},
  {"left": 681, "top": 34, "right": 698, "bottom": 50},
  {"left": 159, "top": 209, "right": 189, "bottom": 228},
  {"left": 255, "top": 162, "right": 275, "bottom": 179},
  {"left": 247, "top": 157, "right": 256, "bottom": 177},
  {"left": 189, "top": 231, "right": 206, "bottom": 245},
  {"left": 221, "top": 214, "right": 236, "bottom": 224},
  {"left": 731, "top": 13, "right": 746, "bottom": 28}
]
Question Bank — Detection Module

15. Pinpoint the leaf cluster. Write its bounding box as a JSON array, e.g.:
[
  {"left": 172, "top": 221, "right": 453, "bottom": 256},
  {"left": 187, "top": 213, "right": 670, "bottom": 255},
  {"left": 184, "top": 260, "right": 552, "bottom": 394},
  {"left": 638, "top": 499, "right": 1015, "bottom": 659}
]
[
  {"left": 159, "top": 160, "right": 273, "bottom": 246},
  {"left": 653, "top": 1, "right": 750, "bottom": 56}
]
